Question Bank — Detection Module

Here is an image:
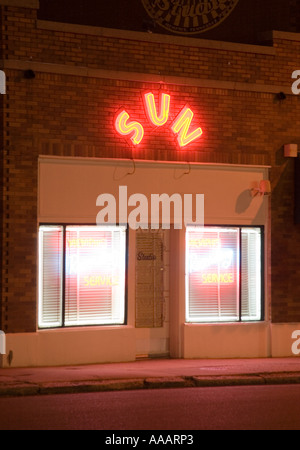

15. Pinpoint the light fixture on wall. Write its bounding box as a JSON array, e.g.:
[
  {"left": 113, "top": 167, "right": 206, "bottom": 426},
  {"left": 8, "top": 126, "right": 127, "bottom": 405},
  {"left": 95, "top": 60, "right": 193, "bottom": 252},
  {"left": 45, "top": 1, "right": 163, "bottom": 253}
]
[
  {"left": 250, "top": 180, "right": 271, "bottom": 197},
  {"left": 276, "top": 92, "right": 287, "bottom": 101},
  {"left": 24, "top": 69, "right": 35, "bottom": 79},
  {"left": 284, "top": 143, "right": 298, "bottom": 158},
  {"left": 142, "top": 19, "right": 156, "bottom": 33}
]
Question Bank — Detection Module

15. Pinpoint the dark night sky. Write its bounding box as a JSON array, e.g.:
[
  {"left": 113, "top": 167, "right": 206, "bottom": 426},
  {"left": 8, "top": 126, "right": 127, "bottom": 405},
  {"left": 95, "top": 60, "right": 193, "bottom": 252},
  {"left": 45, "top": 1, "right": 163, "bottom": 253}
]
[
  {"left": 38, "top": 0, "right": 295, "bottom": 45},
  {"left": 38, "top": 0, "right": 147, "bottom": 30}
]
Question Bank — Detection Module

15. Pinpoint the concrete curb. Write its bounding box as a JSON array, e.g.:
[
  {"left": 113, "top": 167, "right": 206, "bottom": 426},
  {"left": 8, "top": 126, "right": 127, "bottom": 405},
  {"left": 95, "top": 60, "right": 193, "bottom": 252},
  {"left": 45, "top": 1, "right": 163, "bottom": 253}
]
[
  {"left": 0, "top": 372, "right": 300, "bottom": 397},
  {"left": 191, "top": 375, "right": 265, "bottom": 387}
]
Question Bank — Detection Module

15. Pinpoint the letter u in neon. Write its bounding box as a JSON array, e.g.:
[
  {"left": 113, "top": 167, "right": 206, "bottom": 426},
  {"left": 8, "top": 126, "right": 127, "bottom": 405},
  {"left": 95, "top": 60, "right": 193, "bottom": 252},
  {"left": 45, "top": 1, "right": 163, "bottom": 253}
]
[
  {"left": 115, "top": 110, "right": 144, "bottom": 145},
  {"left": 144, "top": 92, "right": 171, "bottom": 127}
]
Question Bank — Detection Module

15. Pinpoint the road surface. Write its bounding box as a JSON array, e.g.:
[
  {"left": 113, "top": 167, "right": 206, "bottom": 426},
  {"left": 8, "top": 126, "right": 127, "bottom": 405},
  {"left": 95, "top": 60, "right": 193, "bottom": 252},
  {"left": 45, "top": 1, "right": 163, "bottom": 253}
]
[{"left": 0, "top": 385, "right": 300, "bottom": 430}]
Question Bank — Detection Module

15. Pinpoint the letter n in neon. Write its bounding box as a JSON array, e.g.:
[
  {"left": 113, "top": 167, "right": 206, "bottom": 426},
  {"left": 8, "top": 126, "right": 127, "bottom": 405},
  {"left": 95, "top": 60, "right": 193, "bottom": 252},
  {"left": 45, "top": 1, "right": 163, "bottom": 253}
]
[
  {"left": 171, "top": 106, "right": 203, "bottom": 147},
  {"left": 115, "top": 110, "right": 144, "bottom": 145},
  {"left": 144, "top": 92, "right": 170, "bottom": 127}
]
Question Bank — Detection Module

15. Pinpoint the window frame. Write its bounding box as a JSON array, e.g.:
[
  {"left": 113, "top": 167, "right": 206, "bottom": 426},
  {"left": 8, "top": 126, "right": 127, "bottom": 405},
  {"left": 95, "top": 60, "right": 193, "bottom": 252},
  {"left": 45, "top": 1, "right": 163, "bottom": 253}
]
[
  {"left": 38, "top": 223, "right": 128, "bottom": 330},
  {"left": 185, "top": 225, "right": 265, "bottom": 324}
]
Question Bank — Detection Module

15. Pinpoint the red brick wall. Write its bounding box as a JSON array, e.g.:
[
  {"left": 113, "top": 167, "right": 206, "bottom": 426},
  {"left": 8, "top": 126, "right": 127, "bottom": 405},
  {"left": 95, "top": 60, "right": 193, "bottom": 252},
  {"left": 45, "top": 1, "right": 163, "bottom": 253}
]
[
  {"left": 1, "top": 3, "right": 300, "bottom": 331},
  {"left": 0, "top": 6, "right": 3, "bottom": 332}
]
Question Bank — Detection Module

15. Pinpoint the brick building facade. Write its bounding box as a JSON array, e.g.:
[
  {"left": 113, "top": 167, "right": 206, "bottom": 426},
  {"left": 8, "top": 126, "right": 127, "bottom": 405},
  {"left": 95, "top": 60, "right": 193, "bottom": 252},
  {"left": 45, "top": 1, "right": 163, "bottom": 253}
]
[{"left": 0, "top": 0, "right": 300, "bottom": 366}]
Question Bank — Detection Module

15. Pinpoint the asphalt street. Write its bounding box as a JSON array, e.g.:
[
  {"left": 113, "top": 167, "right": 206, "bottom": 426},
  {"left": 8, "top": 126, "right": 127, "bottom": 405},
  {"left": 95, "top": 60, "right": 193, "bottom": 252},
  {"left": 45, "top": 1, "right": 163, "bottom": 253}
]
[{"left": 1, "top": 384, "right": 300, "bottom": 430}]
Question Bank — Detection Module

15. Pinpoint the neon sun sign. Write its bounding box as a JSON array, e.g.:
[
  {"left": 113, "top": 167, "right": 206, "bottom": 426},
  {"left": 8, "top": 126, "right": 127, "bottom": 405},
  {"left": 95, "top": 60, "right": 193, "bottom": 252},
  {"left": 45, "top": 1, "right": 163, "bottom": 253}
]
[{"left": 114, "top": 92, "right": 203, "bottom": 148}]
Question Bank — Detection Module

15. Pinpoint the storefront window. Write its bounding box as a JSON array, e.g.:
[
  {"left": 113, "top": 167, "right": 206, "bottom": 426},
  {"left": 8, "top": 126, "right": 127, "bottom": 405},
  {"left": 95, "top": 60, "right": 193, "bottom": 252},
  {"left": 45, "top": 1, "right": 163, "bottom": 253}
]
[
  {"left": 186, "top": 226, "right": 263, "bottom": 323},
  {"left": 38, "top": 225, "right": 127, "bottom": 328}
]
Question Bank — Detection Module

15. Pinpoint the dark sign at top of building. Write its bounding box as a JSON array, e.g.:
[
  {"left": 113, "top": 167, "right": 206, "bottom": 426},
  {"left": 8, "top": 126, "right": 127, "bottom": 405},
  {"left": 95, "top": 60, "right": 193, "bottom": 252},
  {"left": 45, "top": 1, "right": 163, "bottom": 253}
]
[
  {"left": 38, "top": 0, "right": 299, "bottom": 45},
  {"left": 141, "top": 0, "right": 240, "bottom": 35}
]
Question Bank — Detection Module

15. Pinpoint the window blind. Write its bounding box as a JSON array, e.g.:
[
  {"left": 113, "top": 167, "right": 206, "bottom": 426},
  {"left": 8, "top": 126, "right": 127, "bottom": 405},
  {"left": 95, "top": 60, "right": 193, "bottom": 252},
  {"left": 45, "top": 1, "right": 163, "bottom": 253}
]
[
  {"left": 186, "top": 227, "right": 240, "bottom": 323},
  {"left": 65, "top": 226, "right": 126, "bottom": 326},
  {"left": 241, "top": 228, "right": 262, "bottom": 321},
  {"left": 38, "top": 225, "right": 126, "bottom": 328},
  {"left": 38, "top": 226, "right": 63, "bottom": 328},
  {"left": 186, "top": 226, "right": 262, "bottom": 323}
]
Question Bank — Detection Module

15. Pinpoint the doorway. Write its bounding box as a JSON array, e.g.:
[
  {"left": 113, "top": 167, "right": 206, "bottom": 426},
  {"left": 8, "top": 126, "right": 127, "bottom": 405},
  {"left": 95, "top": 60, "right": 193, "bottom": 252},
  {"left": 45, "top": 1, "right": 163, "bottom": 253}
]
[{"left": 135, "top": 229, "right": 170, "bottom": 358}]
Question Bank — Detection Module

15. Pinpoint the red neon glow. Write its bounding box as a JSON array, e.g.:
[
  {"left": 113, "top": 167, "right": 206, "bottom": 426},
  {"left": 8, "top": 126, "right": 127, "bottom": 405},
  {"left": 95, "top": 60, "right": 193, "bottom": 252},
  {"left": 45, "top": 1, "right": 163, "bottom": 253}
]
[
  {"left": 171, "top": 106, "right": 203, "bottom": 147},
  {"left": 144, "top": 92, "right": 170, "bottom": 127},
  {"left": 115, "top": 110, "right": 144, "bottom": 145},
  {"left": 114, "top": 93, "right": 203, "bottom": 148}
]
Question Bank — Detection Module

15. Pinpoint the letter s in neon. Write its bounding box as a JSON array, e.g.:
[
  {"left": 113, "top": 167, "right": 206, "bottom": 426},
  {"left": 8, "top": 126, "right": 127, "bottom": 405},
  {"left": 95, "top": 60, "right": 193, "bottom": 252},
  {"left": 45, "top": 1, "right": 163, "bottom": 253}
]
[
  {"left": 171, "top": 106, "right": 203, "bottom": 148},
  {"left": 115, "top": 110, "right": 144, "bottom": 145}
]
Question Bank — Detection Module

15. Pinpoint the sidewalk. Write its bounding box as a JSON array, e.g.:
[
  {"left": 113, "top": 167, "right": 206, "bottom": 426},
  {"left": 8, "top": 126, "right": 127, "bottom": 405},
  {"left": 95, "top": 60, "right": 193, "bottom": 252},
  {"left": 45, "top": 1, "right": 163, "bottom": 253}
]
[{"left": 1, "top": 357, "right": 300, "bottom": 397}]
